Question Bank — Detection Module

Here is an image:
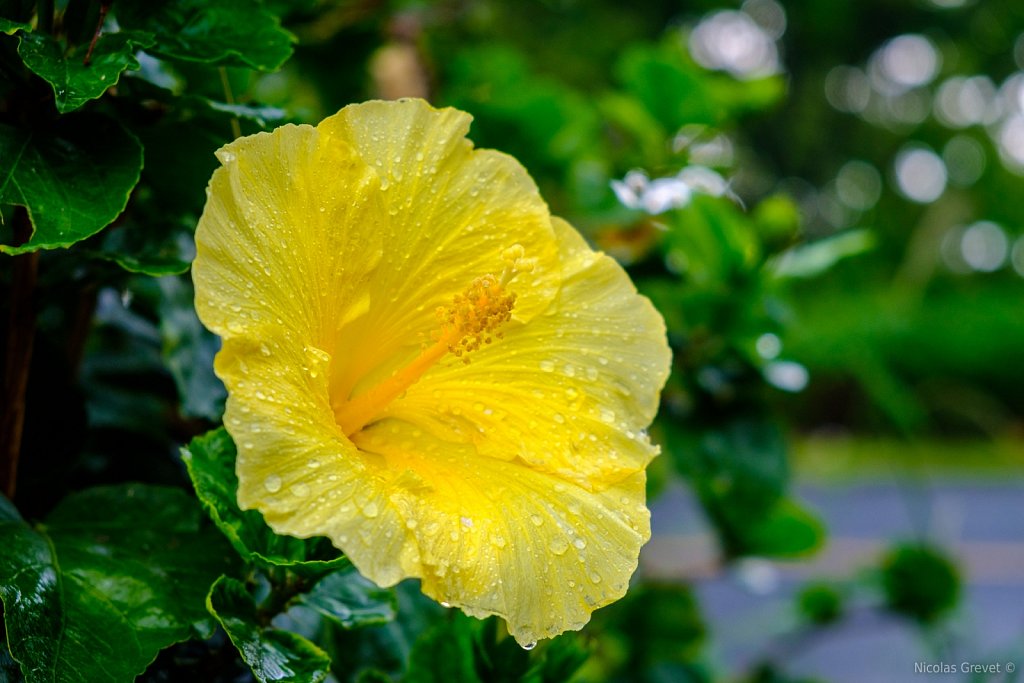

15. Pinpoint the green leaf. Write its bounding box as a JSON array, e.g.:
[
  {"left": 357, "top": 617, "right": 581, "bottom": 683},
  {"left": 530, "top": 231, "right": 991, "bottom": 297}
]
[
  {"left": 182, "top": 428, "right": 349, "bottom": 575},
  {"left": 797, "top": 583, "right": 844, "bottom": 625},
  {"left": 666, "top": 414, "right": 825, "bottom": 558},
  {"left": 116, "top": 0, "right": 295, "bottom": 71},
  {"left": 880, "top": 544, "right": 960, "bottom": 624},
  {"left": 158, "top": 276, "right": 226, "bottom": 419},
  {"left": 589, "top": 583, "right": 704, "bottom": 676},
  {"left": 0, "top": 17, "right": 29, "bottom": 33},
  {"left": 405, "top": 614, "right": 482, "bottom": 683},
  {"left": 0, "top": 115, "right": 142, "bottom": 254},
  {"left": 207, "top": 576, "right": 331, "bottom": 683},
  {"left": 17, "top": 30, "right": 154, "bottom": 113},
  {"left": 295, "top": 566, "right": 397, "bottom": 629},
  {"left": 0, "top": 485, "right": 237, "bottom": 683},
  {"left": 768, "top": 229, "right": 876, "bottom": 279},
  {"left": 741, "top": 498, "right": 825, "bottom": 557}
]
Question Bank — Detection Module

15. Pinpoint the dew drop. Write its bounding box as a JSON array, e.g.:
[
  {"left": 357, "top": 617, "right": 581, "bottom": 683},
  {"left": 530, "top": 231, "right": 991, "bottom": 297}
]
[
  {"left": 307, "top": 458, "right": 321, "bottom": 469},
  {"left": 549, "top": 537, "right": 569, "bottom": 555},
  {"left": 573, "top": 537, "right": 587, "bottom": 550},
  {"left": 263, "top": 475, "right": 282, "bottom": 493},
  {"left": 492, "top": 535, "right": 507, "bottom": 549},
  {"left": 589, "top": 571, "right": 602, "bottom": 584},
  {"left": 521, "top": 641, "right": 537, "bottom": 651},
  {"left": 290, "top": 483, "right": 309, "bottom": 497},
  {"left": 539, "top": 359, "right": 555, "bottom": 373},
  {"left": 562, "top": 363, "right": 576, "bottom": 377},
  {"left": 441, "top": 601, "right": 451, "bottom": 608},
  {"left": 553, "top": 413, "right": 565, "bottom": 424},
  {"left": 363, "top": 502, "right": 379, "bottom": 518},
  {"left": 530, "top": 514, "right": 544, "bottom": 526}
]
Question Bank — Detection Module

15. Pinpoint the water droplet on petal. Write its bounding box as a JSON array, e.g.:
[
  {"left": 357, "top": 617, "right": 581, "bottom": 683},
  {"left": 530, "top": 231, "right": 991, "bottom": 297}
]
[
  {"left": 573, "top": 537, "right": 587, "bottom": 550},
  {"left": 363, "top": 502, "right": 379, "bottom": 518},
  {"left": 549, "top": 537, "right": 569, "bottom": 555},
  {"left": 539, "top": 360, "right": 555, "bottom": 373},
  {"left": 531, "top": 514, "right": 544, "bottom": 526},
  {"left": 521, "top": 641, "right": 537, "bottom": 651},
  {"left": 263, "top": 475, "right": 282, "bottom": 493}
]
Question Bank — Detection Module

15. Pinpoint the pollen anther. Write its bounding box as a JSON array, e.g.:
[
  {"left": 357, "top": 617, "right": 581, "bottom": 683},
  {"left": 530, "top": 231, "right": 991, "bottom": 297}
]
[{"left": 335, "top": 248, "right": 524, "bottom": 435}]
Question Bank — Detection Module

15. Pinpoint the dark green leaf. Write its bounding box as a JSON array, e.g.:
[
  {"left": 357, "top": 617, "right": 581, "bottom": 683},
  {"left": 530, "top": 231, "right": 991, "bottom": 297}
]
[
  {"left": 796, "top": 583, "right": 843, "bottom": 625},
  {"left": 207, "top": 576, "right": 331, "bottom": 683},
  {"left": 356, "top": 671, "right": 394, "bottom": 683},
  {"left": 880, "top": 544, "right": 960, "bottom": 624},
  {"left": 527, "top": 635, "right": 590, "bottom": 683},
  {"left": 116, "top": 0, "right": 295, "bottom": 71},
  {"left": 589, "top": 583, "right": 704, "bottom": 676},
  {"left": 295, "top": 566, "right": 397, "bottom": 630},
  {"left": 182, "top": 428, "right": 349, "bottom": 575},
  {"left": 405, "top": 614, "right": 482, "bottom": 683},
  {"left": 0, "top": 485, "right": 237, "bottom": 683},
  {"left": 0, "top": 17, "right": 29, "bottom": 33},
  {"left": 0, "top": 115, "right": 142, "bottom": 254},
  {"left": 93, "top": 213, "right": 194, "bottom": 275},
  {"left": 666, "top": 414, "right": 825, "bottom": 558},
  {"left": 158, "top": 276, "right": 226, "bottom": 419},
  {"left": 323, "top": 581, "right": 444, "bottom": 682},
  {"left": 17, "top": 30, "right": 154, "bottom": 113}
]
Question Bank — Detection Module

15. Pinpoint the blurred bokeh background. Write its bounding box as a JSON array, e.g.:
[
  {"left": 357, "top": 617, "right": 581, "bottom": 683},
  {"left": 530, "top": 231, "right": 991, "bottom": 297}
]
[
  {"left": 5, "top": 1, "right": 1024, "bottom": 682},
  {"left": 255, "top": 3, "right": 1024, "bottom": 680}
]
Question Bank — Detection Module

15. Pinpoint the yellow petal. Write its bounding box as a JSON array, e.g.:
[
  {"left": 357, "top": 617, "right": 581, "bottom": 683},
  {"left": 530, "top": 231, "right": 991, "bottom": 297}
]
[
  {"left": 319, "top": 100, "right": 562, "bottom": 403},
  {"left": 349, "top": 417, "right": 650, "bottom": 646},
  {"left": 193, "top": 123, "right": 383, "bottom": 347},
  {"left": 385, "top": 216, "right": 671, "bottom": 488}
]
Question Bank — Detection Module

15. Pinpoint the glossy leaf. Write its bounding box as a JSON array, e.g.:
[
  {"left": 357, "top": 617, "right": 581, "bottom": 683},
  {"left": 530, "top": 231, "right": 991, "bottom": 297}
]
[
  {"left": 0, "top": 485, "right": 236, "bottom": 683},
  {"left": 295, "top": 566, "right": 397, "bottom": 629},
  {"left": 0, "top": 115, "right": 142, "bottom": 254},
  {"left": 159, "top": 276, "right": 226, "bottom": 419},
  {"left": 207, "top": 576, "right": 331, "bottom": 683},
  {"left": 17, "top": 30, "right": 154, "bottom": 113},
  {"left": 0, "top": 17, "right": 28, "bottom": 33},
  {"left": 182, "top": 428, "right": 348, "bottom": 575},
  {"left": 116, "top": 0, "right": 295, "bottom": 71}
]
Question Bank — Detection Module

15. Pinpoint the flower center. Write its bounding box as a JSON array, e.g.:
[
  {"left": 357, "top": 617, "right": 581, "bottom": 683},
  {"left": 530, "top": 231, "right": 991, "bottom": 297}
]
[{"left": 336, "top": 245, "right": 533, "bottom": 436}]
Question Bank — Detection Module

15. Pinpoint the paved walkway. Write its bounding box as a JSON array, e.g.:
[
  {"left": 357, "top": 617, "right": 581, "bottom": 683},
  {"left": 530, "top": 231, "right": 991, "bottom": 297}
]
[{"left": 642, "top": 480, "right": 1024, "bottom": 683}]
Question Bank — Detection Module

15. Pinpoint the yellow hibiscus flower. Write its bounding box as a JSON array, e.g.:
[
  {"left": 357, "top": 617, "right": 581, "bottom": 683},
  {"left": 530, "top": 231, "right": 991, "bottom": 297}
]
[{"left": 192, "top": 98, "right": 671, "bottom": 646}]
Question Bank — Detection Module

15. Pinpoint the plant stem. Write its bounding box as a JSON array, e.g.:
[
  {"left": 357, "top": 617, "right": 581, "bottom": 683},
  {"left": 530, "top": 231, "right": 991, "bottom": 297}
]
[
  {"left": 1, "top": 208, "right": 39, "bottom": 500},
  {"left": 218, "top": 67, "right": 242, "bottom": 140},
  {"left": 83, "top": 1, "right": 113, "bottom": 66}
]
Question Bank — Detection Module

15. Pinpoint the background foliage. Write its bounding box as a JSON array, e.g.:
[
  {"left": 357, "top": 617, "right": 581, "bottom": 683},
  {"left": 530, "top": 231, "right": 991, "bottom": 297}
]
[{"left": 2, "top": 0, "right": 1022, "bottom": 681}]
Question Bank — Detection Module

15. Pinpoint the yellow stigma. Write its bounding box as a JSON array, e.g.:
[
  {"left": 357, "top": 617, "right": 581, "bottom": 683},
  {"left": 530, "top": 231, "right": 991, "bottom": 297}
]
[{"left": 335, "top": 246, "right": 527, "bottom": 436}]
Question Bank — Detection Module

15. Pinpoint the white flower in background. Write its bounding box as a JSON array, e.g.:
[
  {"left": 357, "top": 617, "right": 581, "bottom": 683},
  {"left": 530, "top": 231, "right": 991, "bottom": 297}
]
[{"left": 611, "top": 166, "right": 735, "bottom": 215}]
